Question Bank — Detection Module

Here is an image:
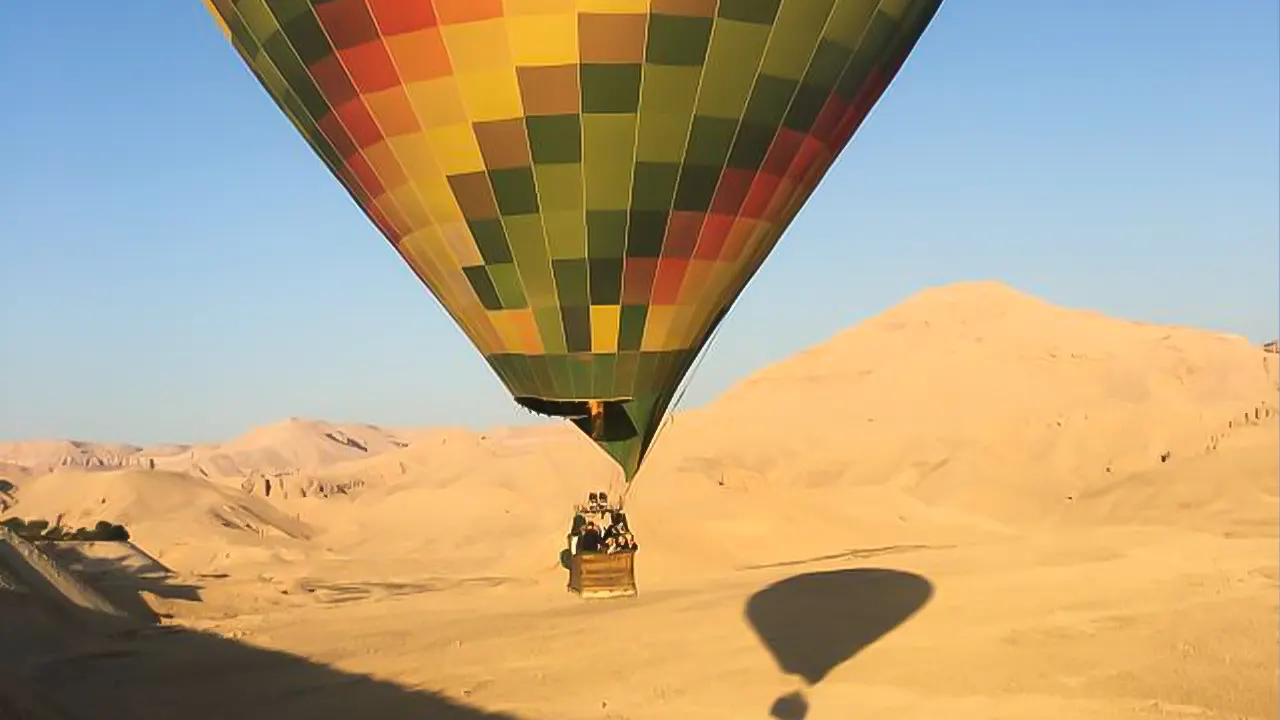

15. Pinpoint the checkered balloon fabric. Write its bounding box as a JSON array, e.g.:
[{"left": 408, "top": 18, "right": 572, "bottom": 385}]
[{"left": 204, "top": 0, "right": 943, "bottom": 479}]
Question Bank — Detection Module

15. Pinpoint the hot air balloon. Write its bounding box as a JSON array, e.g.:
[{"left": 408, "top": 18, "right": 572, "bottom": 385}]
[{"left": 203, "top": 0, "right": 943, "bottom": 482}]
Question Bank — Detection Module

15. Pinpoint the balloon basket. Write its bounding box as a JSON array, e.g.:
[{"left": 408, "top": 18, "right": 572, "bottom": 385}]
[
  {"left": 564, "top": 491, "right": 638, "bottom": 599},
  {"left": 567, "top": 551, "right": 637, "bottom": 600}
]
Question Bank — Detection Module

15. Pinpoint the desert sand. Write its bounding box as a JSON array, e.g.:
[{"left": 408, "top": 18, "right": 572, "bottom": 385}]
[{"left": 1, "top": 280, "right": 1276, "bottom": 720}]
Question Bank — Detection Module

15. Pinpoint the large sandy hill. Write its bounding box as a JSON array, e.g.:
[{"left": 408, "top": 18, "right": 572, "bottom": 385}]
[
  {"left": 650, "top": 281, "right": 1277, "bottom": 520},
  {"left": 0, "top": 280, "right": 1275, "bottom": 719}
]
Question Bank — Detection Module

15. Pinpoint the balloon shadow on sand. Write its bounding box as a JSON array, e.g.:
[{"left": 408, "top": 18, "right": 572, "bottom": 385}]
[{"left": 745, "top": 568, "right": 934, "bottom": 720}]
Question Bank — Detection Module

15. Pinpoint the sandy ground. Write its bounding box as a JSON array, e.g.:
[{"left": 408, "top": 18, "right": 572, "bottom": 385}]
[{"left": 1, "top": 282, "right": 1277, "bottom": 719}]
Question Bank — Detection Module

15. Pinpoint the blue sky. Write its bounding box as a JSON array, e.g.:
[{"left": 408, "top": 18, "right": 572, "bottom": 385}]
[{"left": 1, "top": 2, "right": 1277, "bottom": 446}]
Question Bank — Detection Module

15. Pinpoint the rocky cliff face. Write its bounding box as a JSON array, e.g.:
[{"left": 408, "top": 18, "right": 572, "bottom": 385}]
[
  {"left": 0, "top": 420, "right": 429, "bottom": 504},
  {"left": 237, "top": 470, "right": 366, "bottom": 500}
]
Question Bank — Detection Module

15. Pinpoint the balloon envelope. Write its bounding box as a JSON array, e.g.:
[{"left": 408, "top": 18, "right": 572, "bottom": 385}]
[{"left": 204, "top": 0, "right": 943, "bottom": 479}]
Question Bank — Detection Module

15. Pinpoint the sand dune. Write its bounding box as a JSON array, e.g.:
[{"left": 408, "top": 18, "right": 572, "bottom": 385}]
[
  {"left": 1, "top": 281, "right": 1276, "bottom": 719},
  {"left": 653, "top": 281, "right": 1278, "bottom": 524},
  {"left": 1058, "top": 415, "right": 1280, "bottom": 534},
  {"left": 6, "top": 468, "right": 318, "bottom": 577},
  {"left": 0, "top": 439, "right": 148, "bottom": 475},
  {"left": 159, "top": 418, "right": 422, "bottom": 480}
]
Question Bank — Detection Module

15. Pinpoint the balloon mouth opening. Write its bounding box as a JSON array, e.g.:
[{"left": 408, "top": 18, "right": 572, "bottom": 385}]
[
  {"left": 515, "top": 397, "right": 629, "bottom": 419},
  {"left": 515, "top": 397, "right": 639, "bottom": 443}
]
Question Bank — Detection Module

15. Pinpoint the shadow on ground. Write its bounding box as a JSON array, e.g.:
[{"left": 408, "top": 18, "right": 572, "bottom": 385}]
[
  {"left": 40, "top": 541, "right": 203, "bottom": 623},
  {"left": 1, "top": 537, "right": 526, "bottom": 719},
  {"left": 745, "top": 568, "right": 934, "bottom": 720}
]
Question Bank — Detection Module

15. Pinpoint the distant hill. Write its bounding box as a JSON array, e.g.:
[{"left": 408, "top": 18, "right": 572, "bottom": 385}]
[{"left": 0, "top": 419, "right": 458, "bottom": 494}]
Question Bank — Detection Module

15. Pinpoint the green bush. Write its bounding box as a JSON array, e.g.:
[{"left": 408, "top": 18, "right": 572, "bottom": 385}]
[
  {"left": 0, "top": 517, "right": 129, "bottom": 542},
  {"left": 97, "top": 523, "right": 130, "bottom": 541}
]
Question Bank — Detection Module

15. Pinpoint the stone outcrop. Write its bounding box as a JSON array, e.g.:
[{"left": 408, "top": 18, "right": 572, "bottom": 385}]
[{"left": 238, "top": 470, "right": 366, "bottom": 500}]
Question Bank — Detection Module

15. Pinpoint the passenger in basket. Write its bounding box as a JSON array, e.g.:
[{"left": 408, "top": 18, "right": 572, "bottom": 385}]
[{"left": 578, "top": 521, "right": 603, "bottom": 553}]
